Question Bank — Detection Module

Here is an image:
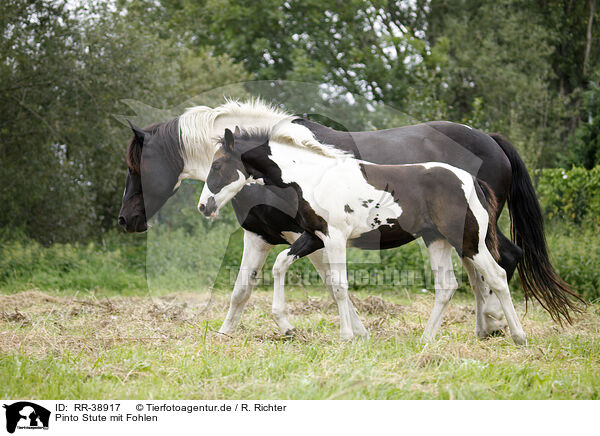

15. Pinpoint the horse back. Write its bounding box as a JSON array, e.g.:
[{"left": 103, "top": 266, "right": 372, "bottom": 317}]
[{"left": 293, "top": 118, "right": 511, "bottom": 204}]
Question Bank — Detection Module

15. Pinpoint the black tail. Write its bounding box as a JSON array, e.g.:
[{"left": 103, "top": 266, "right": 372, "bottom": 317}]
[{"left": 489, "top": 133, "right": 584, "bottom": 324}]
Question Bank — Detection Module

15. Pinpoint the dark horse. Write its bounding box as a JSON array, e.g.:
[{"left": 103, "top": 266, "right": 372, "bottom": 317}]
[{"left": 118, "top": 100, "right": 582, "bottom": 338}]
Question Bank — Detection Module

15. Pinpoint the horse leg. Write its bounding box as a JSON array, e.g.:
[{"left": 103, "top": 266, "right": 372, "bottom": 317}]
[
  {"left": 321, "top": 232, "right": 354, "bottom": 340},
  {"left": 463, "top": 258, "right": 508, "bottom": 338},
  {"left": 466, "top": 227, "right": 519, "bottom": 335},
  {"left": 470, "top": 249, "right": 527, "bottom": 345},
  {"left": 421, "top": 239, "right": 458, "bottom": 343},
  {"left": 308, "top": 249, "right": 369, "bottom": 338},
  {"left": 496, "top": 227, "right": 522, "bottom": 282},
  {"left": 272, "top": 232, "right": 324, "bottom": 335},
  {"left": 219, "top": 230, "right": 273, "bottom": 335}
]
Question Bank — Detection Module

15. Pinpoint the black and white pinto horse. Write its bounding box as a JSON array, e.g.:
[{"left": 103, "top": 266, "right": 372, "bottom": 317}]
[
  {"left": 118, "top": 100, "right": 581, "bottom": 339},
  {"left": 199, "top": 127, "right": 528, "bottom": 343}
]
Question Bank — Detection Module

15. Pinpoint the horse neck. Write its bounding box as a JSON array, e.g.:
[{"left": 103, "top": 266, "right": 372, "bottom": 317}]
[
  {"left": 260, "top": 141, "right": 347, "bottom": 188},
  {"left": 180, "top": 112, "right": 291, "bottom": 181}
]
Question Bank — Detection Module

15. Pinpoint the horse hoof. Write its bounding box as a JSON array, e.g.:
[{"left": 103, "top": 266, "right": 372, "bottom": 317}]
[
  {"left": 476, "top": 328, "right": 506, "bottom": 339},
  {"left": 419, "top": 334, "right": 434, "bottom": 344},
  {"left": 283, "top": 328, "right": 297, "bottom": 337},
  {"left": 512, "top": 332, "right": 527, "bottom": 346},
  {"left": 355, "top": 330, "right": 370, "bottom": 340}
]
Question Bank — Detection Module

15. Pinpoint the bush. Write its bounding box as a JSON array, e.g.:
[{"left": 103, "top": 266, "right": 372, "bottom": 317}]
[
  {"left": 535, "top": 166, "right": 600, "bottom": 226},
  {"left": 0, "top": 231, "right": 146, "bottom": 294},
  {"left": 544, "top": 224, "right": 600, "bottom": 301}
]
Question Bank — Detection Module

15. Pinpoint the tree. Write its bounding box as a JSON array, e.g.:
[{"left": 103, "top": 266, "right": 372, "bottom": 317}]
[{"left": 0, "top": 0, "right": 250, "bottom": 243}]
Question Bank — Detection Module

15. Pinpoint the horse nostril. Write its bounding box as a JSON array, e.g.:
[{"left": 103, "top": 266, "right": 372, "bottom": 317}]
[
  {"left": 118, "top": 216, "right": 127, "bottom": 228},
  {"left": 198, "top": 203, "right": 205, "bottom": 213}
]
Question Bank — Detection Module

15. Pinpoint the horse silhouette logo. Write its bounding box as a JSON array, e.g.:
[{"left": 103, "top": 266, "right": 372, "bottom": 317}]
[{"left": 3, "top": 402, "right": 50, "bottom": 433}]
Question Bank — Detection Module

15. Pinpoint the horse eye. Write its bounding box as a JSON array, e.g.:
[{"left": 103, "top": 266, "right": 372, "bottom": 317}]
[{"left": 213, "top": 162, "right": 222, "bottom": 171}]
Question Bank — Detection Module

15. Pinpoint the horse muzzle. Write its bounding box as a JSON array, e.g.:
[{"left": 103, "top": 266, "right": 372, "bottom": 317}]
[
  {"left": 198, "top": 196, "right": 218, "bottom": 218},
  {"left": 118, "top": 214, "right": 148, "bottom": 233}
]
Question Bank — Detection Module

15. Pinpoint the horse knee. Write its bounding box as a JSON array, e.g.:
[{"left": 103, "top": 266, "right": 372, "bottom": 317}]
[
  {"left": 434, "top": 272, "right": 458, "bottom": 304},
  {"left": 435, "top": 287, "right": 455, "bottom": 305},
  {"left": 272, "top": 251, "right": 293, "bottom": 279},
  {"left": 474, "top": 254, "right": 508, "bottom": 293},
  {"left": 330, "top": 285, "right": 349, "bottom": 302},
  {"left": 487, "top": 269, "right": 509, "bottom": 294}
]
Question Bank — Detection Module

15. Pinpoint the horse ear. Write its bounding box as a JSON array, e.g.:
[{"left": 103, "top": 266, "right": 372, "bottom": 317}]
[
  {"left": 234, "top": 126, "right": 241, "bottom": 136},
  {"left": 224, "top": 128, "right": 235, "bottom": 153},
  {"left": 127, "top": 120, "right": 145, "bottom": 145}
]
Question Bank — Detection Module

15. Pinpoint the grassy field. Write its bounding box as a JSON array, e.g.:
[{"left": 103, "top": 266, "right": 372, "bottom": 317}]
[{"left": 1, "top": 287, "right": 599, "bottom": 399}]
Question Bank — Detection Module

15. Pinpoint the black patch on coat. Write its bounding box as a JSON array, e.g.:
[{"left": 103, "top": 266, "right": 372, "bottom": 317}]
[
  {"left": 288, "top": 232, "right": 325, "bottom": 258},
  {"left": 344, "top": 204, "right": 354, "bottom": 213},
  {"left": 228, "top": 133, "right": 330, "bottom": 237}
]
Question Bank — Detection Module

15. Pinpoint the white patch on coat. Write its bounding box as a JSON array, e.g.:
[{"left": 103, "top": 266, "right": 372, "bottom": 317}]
[{"left": 267, "top": 142, "right": 403, "bottom": 240}]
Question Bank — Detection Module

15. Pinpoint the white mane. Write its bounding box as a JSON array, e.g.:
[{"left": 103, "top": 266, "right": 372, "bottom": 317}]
[
  {"left": 270, "top": 122, "right": 350, "bottom": 159},
  {"left": 178, "top": 98, "right": 291, "bottom": 178}
]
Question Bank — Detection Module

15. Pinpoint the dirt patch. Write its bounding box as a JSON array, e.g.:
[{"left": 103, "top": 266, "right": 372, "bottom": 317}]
[
  {"left": 0, "top": 290, "right": 59, "bottom": 307},
  {"left": 289, "top": 294, "right": 405, "bottom": 316},
  {"left": 0, "top": 291, "right": 221, "bottom": 357},
  {"left": 289, "top": 297, "right": 334, "bottom": 315},
  {"left": 351, "top": 295, "right": 405, "bottom": 316},
  {"left": 441, "top": 304, "right": 475, "bottom": 326},
  {"left": 0, "top": 308, "right": 31, "bottom": 325},
  {"left": 148, "top": 300, "right": 191, "bottom": 322}
]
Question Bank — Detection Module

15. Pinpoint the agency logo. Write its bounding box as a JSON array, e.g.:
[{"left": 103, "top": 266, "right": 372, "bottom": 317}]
[{"left": 3, "top": 402, "right": 50, "bottom": 434}]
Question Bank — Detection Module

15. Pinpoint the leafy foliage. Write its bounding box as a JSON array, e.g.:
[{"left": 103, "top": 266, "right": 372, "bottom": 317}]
[
  {"left": 535, "top": 166, "right": 600, "bottom": 225},
  {"left": 1, "top": 0, "right": 599, "bottom": 246},
  {"left": 0, "top": 0, "right": 249, "bottom": 243}
]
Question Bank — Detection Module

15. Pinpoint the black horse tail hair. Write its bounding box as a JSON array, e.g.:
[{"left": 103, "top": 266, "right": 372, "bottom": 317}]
[
  {"left": 489, "top": 133, "right": 585, "bottom": 325},
  {"left": 476, "top": 179, "right": 500, "bottom": 262}
]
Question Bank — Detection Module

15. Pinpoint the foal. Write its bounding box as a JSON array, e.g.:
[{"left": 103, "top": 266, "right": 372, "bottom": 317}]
[{"left": 199, "top": 127, "right": 527, "bottom": 345}]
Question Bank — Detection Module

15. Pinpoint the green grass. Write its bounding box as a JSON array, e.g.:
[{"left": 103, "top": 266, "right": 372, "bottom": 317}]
[
  {"left": 1, "top": 288, "right": 599, "bottom": 399},
  {"left": 2, "top": 219, "right": 599, "bottom": 299},
  {"left": 1, "top": 220, "right": 599, "bottom": 399}
]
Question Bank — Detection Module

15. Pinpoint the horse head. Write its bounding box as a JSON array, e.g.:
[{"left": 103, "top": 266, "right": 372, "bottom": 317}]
[
  {"left": 118, "top": 119, "right": 183, "bottom": 232},
  {"left": 198, "top": 127, "right": 268, "bottom": 218}
]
